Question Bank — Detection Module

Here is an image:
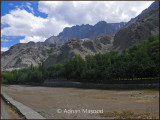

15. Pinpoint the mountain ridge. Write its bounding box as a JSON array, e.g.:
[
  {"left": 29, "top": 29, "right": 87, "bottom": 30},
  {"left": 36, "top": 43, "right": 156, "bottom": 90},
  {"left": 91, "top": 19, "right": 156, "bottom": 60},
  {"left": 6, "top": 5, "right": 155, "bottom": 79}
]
[
  {"left": 1, "top": 1, "right": 159, "bottom": 70},
  {"left": 44, "top": 21, "right": 126, "bottom": 45}
]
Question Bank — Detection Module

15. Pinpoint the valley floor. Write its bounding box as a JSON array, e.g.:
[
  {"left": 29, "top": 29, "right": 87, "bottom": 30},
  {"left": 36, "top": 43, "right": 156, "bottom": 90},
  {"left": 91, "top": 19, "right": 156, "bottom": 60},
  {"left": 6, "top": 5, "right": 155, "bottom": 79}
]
[{"left": 2, "top": 85, "right": 159, "bottom": 119}]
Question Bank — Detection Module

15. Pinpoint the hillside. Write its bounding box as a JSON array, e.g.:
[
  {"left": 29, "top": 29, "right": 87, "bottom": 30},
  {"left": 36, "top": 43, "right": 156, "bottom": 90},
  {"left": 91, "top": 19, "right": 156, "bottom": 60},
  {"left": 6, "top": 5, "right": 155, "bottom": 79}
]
[
  {"left": 1, "top": 42, "right": 51, "bottom": 70},
  {"left": 112, "top": 1, "right": 159, "bottom": 51},
  {"left": 44, "top": 35, "right": 114, "bottom": 67},
  {"left": 44, "top": 1, "right": 159, "bottom": 67}
]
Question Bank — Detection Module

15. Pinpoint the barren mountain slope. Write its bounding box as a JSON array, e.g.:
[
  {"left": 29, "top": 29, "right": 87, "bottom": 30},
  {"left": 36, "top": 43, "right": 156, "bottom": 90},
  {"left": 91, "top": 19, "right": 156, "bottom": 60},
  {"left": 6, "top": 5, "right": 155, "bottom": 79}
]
[
  {"left": 1, "top": 42, "right": 51, "bottom": 70},
  {"left": 112, "top": 1, "right": 159, "bottom": 51},
  {"left": 44, "top": 35, "right": 114, "bottom": 67}
]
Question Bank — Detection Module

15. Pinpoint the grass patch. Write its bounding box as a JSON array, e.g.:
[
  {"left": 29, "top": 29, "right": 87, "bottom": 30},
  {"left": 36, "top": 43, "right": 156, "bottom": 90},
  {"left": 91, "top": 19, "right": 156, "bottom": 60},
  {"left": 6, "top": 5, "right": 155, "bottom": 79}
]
[
  {"left": 37, "top": 111, "right": 46, "bottom": 117},
  {"left": 99, "top": 110, "right": 157, "bottom": 119}
]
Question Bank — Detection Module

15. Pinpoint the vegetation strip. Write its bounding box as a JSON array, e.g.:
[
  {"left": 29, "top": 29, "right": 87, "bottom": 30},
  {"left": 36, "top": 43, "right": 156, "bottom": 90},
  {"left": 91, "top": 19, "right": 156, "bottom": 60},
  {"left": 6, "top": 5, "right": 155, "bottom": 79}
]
[
  {"left": 99, "top": 110, "right": 157, "bottom": 119},
  {"left": 2, "top": 35, "right": 159, "bottom": 84}
]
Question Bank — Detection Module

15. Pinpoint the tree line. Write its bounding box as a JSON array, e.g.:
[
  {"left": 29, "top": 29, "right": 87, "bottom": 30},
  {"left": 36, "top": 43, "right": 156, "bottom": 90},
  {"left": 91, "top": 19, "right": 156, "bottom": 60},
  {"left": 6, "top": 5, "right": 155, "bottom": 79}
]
[{"left": 2, "top": 35, "right": 159, "bottom": 84}]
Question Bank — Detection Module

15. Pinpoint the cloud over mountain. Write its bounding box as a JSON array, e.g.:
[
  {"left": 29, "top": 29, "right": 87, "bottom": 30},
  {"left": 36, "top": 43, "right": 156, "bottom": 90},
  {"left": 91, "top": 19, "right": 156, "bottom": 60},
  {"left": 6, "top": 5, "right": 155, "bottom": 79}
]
[
  {"left": 39, "top": 1, "right": 153, "bottom": 24},
  {"left": 1, "top": 1, "right": 153, "bottom": 44}
]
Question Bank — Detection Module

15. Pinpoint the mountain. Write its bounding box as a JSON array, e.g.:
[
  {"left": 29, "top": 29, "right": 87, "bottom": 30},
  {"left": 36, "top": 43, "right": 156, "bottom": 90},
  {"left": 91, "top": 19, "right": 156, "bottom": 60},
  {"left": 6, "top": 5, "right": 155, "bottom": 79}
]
[
  {"left": 58, "top": 21, "right": 126, "bottom": 39},
  {"left": 112, "top": 1, "right": 159, "bottom": 51},
  {"left": 44, "top": 1, "right": 159, "bottom": 67},
  {"left": 1, "top": 42, "right": 51, "bottom": 71},
  {"left": 44, "top": 21, "right": 126, "bottom": 46},
  {"left": 2, "top": 2, "right": 159, "bottom": 69},
  {"left": 44, "top": 35, "right": 114, "bottom": 67}
]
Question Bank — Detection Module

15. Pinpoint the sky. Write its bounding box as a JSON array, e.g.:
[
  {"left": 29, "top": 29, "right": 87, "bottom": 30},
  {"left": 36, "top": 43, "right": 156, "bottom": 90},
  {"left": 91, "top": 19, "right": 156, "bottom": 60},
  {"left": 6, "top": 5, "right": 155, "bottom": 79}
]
[{"left": 1, "top": 1, "right": 153, "bottom": 51}]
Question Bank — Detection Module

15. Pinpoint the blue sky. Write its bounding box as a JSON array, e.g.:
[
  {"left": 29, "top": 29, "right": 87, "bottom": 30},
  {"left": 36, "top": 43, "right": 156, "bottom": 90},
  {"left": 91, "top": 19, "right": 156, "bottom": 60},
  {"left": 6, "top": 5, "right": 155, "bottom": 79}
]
[{"left": 1, "top": 1, "right": 153, "bottom": 51}]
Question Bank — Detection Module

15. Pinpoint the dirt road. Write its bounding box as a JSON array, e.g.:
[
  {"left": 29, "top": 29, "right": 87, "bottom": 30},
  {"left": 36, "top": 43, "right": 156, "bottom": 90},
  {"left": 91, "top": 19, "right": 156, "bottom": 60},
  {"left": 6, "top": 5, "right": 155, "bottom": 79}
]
[{"left": 2, "top": 85, "right": 159, "bottom": 119}]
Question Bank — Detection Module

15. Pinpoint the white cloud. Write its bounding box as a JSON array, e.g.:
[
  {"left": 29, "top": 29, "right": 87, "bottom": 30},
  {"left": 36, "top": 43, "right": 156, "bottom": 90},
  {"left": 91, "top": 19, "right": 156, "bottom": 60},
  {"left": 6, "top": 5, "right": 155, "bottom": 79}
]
[
  {"left": 1, "top": 1, "right": 153, "bottom": 44},
  {"left": 2, "top": 9, "right": 47, "bottom": 36},
  {"left": 38, "top": 1, "right": 153, "bottom": 25},
  {"left": 20, "top": 36, "right": 46, "bottom": 43},
  {"left": 1, "top": 8, "right": 69, "bottom": 43},
  {"left": 1, "top": 47, "right": 9, "bottom": 52}
]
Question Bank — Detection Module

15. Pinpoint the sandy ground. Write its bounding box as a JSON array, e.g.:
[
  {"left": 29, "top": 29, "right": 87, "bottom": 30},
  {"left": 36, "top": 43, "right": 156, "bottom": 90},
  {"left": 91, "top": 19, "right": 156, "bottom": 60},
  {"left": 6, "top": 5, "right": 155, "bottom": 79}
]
[{"left": 2, "top": 85, "right": 159, "bottom": 119}]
